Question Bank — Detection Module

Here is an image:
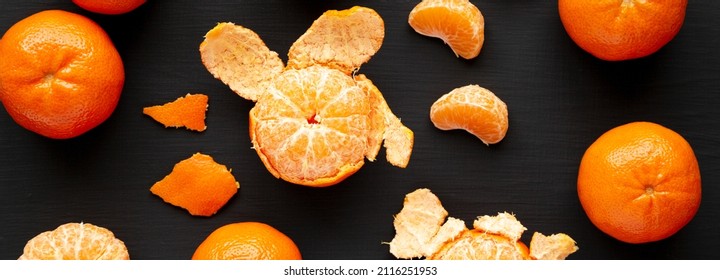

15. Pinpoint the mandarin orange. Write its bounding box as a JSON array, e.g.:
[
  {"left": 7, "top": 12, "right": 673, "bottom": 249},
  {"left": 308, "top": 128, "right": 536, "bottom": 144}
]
[
  {"left": 0, "top": 10, "right": 124, "bottom": 139},
  {"left": 192, "top": 222, "right": 301, "bottom": 260},
  {"left": 408, "top": 0, "right": 485, "bottom": 59},
  {"left": 578, "top": 122, "right": 701, "bottom": 243},
  {"left": 559, "top": 0, "right": 687, "bottom": 61},
  {"left": 430, "top": 85, "right": 508, "bottom": 145},
  {"left": 72, "top": 0, "right": 147, "bottom": 15},
  {"left": 20, "top": 222, "right": 129, "bottom": 260}
]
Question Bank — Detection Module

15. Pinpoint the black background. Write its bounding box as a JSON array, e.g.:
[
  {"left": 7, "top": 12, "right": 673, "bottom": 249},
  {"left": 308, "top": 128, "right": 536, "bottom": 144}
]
[{"left": 1, "top": 0, "right": 718, "bottom": 260}]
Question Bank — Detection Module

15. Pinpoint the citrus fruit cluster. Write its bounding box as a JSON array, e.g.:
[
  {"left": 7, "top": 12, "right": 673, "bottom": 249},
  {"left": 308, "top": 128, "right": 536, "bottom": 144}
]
[{"left": 2, "top": 0, "right": 702, "bottom": 260}]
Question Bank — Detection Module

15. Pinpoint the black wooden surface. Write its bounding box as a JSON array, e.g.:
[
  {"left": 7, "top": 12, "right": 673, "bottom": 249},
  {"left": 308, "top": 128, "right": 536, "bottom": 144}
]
[{"left": 1, "top": 0, "right": 719, "bottom": 260}]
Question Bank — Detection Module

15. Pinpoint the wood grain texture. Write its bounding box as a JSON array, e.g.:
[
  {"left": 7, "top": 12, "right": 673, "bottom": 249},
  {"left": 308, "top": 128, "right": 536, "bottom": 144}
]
[{"left": 1, "top": 0, "right": 719, "bottom": 260}]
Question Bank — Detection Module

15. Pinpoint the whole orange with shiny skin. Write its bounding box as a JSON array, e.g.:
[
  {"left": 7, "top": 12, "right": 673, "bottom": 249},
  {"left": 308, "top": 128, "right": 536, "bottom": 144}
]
[
  {"left": 559, "top": 0, "right": 687, "bottom": 61},
  {"left": 0, "top": 10, "right": 124, "bottom": 139},
  {"left": 72, "top": 0, "right": 147, "bottom": 15},
  {"left": 192, "top": 222, "right": 302, "bottom": 260},
  {"left": 578, "top": 122, "right": 701, "bottom": 243}
]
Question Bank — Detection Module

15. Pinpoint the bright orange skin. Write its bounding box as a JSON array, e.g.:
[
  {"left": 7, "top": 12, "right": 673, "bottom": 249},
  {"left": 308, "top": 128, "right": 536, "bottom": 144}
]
[
  {"left": 72, "top": 0, "right": 147, "bottom": 15},
  {"left": 559, "top": 0, "right": 687, "bottom": 61},
  {"left": 578, "top": 122, "right": 701, "bottom": 244},
  {"left": 150, "top": 153, "right": 238, "bottom": 217},
  {"left": 192, "top": 222, "right": 302, "bottom": 260},
  {"left": 0, "top": 10, "right": 124, "bottom": 139},
  {"left": 143, "top": 93, "right": 209, "bottom": 132}
]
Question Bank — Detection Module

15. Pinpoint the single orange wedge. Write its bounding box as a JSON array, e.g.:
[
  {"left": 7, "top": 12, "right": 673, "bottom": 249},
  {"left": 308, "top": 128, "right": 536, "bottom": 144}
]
[
  {"left": 408, "top": 0, "right": 485, "bottom": 59},
  {"left": 430, "top": 85, "right": 508, "bottom": 145}
]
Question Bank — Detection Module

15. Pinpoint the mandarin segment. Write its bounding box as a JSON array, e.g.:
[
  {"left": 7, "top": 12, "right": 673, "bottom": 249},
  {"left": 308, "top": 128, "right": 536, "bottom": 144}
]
[
  {"left": 19, "top": 222, "right": 129, "bottom": 260},
  {"left": 408, "top": 0, "right": 485, "bottom": 59},
  {"left": 578, "top": 122, "right": 701, "bottom": 243},
  {"left": 150, "top": 153, "right": 239, "bottom": 216},
  {"left": 287, "top": 6, "right": 384, "bottom": 74},
  {"left": 388, "top": 188, "right": 578, "bottom": 260},
  {"left": 200, "top": 22, "right": 284, "bottom": 101},
  {"left": 143, "top": 93, "right": 208, "bottom": 132},
  {"left": 430, "top": 85, "right": 508, "bottom": 145}
]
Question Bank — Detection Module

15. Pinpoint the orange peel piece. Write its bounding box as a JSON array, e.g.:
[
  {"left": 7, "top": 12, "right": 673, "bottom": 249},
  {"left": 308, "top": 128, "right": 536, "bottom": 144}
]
[
  {"left": 143, "top": 93, "right": 208, "bottom": 132},
  {"left": 388, "top": 188, "right": 578, "bottom": 260},
  {"left": 19, "top": 222, "right": 129, "bottom": 260},
  {"left": 200, "top": 22, "right": 284, "bottom": 101},
  {"left": 150, "top": 153, "right": 239, "bottom": 216},
  {"left": 287, "top": 6, "right": 384, "bottom": 75},
  {"left": 357, "top": 75, "right": 414, "bottom": 168}
]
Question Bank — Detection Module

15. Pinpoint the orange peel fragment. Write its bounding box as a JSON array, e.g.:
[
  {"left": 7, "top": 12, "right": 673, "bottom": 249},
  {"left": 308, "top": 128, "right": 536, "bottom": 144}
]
[
  {"left": 143, "top": 93, "right": 208, "bottom": 132},
  {"left": 200, "top": 23, "right": 284, "bottom": 101},
  {"left": 388, "top": 188, "right": 578, "bottom": 260},
  {"left": 287, "top": 6, "right": 384, "bottom": 75},
  {"left": 150, "top": 153, "right": 239, "bottom": 216}
]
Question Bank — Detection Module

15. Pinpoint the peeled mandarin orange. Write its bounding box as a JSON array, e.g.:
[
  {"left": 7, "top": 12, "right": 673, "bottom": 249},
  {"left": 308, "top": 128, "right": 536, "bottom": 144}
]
[
  {"left": 408, "top": 0, "right": 485, "bottom": 59},
  {"left": 0, "top": 10, "right": 124, "bottom": 139},
  {"left": 559, "top": 0, "right": 687, "bottom": 61},
  {"left": 143, "top": 93, "right": 209, "bottom": 132},
  {"left": 192, "top": 222, "right": 301, "bottom": 260},
  {"left": 430, "top": 85, "right": 508, "bottom": 145},
  {"left": 200, "top": 6, "right": 413, "bottom": 187},
  {"left": 150, "top": 153, "right": 239, "bottom": 216},
  {"left": 388, "top": 188, "right": 578, "bottom": 260},
  {"left": 249, "top": 66, "right": 375, "bottom": 187},
  {"left": 578, "top": 122, "right": 701, "bottom": 243},
  {"left": 20, "top": 222, "right": 129, "bottom": 260},
  {"left": 72, "top": 0, "right": 147, "bottom": 15}
]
